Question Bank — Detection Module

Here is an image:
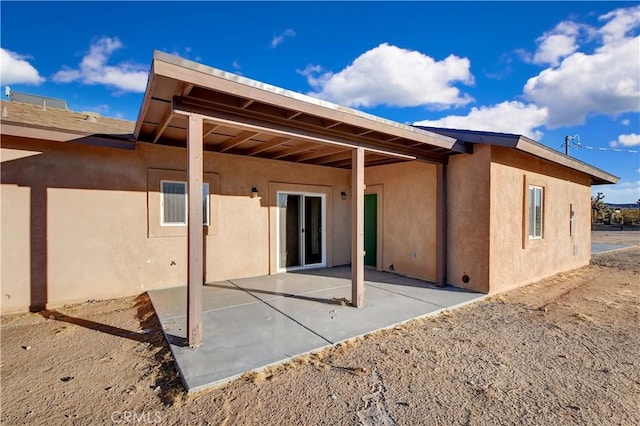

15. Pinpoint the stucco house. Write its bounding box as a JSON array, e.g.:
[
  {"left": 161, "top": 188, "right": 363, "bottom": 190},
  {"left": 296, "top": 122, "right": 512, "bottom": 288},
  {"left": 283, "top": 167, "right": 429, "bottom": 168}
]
[{"left": 1, "top": 52, "right": 617, "bottom": 342}]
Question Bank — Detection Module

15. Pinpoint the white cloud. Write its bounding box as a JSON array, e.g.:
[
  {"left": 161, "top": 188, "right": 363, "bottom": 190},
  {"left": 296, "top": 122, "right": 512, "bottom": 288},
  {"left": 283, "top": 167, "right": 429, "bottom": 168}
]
[
  {"left": 523, "top": 6, "right": 640, "bottom": 128},
  {"left": 271, "top": 29, "right": 296, "bottom": 48},
  {"left": 593, "top": 181, "right": 640, "bottom": 204},
  {"left": 300, "top": 43, "right": 474, "bottom": 109},
  {"left": 52, "top": 37, "right": 148, "bottom": 93},
  {"left": 599, "top": 6, "right": 640, "bottom": 45},
  {"left": 610, "top": 133, "right": 640, "bottom": 147},
  {"left": 0, "top": 48, "right": 45, "bottom": 85},
  {"left": 531, "top": 21, "right": 582, "bottom": 66},
  {"left": 621, "top": 119, "right": 630, "bottom": 125},
  {"left": 413, "top": 101, "right": 548, "bottom": 140}
]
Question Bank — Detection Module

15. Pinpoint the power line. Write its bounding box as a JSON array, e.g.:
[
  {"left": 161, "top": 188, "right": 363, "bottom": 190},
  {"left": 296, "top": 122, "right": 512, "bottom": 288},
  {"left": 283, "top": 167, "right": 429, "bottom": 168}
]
[
  {"left": 574, "top": 145, "right": 639, "bottom": 154},
  {"left": 562, "top": 134, "right": 639, "bottom": 155}
]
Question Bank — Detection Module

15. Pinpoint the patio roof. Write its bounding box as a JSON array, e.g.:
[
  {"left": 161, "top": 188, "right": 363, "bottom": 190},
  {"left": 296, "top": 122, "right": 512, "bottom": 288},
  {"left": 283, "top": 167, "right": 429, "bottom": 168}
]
[{"left": 135, "top": 51, "right": 469, "bottom": 168}]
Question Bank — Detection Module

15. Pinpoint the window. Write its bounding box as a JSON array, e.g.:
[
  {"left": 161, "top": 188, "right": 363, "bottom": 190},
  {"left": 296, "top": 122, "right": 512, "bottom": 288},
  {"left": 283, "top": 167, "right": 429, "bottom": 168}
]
[
  {"left": 161, "top": 180, "right": 209, "bottom": 226},
  {"left": 528, "top": 185, "right": 543, "bottom": 239},
  {"left": 569, "top": 203, "right": 575, "bottom": 237}
]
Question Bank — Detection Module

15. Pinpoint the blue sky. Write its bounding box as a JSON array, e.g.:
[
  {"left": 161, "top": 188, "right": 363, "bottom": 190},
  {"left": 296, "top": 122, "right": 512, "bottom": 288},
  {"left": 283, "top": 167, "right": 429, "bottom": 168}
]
[{"left": 1, "top": 1, "right": 639, "bottom": 203}]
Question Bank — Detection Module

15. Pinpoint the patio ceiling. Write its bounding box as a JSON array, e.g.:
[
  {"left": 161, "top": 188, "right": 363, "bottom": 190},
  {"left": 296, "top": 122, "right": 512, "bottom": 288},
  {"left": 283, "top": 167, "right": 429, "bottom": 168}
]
[{"left": 135, "top": 51, "right": 469, "bottom": 169}]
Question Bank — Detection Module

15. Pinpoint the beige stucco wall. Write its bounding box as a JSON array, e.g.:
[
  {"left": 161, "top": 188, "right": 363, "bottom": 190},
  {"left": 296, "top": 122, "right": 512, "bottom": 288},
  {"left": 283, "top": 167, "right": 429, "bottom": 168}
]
[
  {"left": 1, "top": 133, "right": 599, "bottom": 313},
  {"left": 488, "top": 146, "right": 592, "bottom": 294},
  {"left": 365, "top": 161, "right": 438, "bottom": 282},
  {"left": 1, "top": 137, "right": 351, "bottom": 314},
  {"left": 446, "top": 145, "right": 492, "bottom": 293}
]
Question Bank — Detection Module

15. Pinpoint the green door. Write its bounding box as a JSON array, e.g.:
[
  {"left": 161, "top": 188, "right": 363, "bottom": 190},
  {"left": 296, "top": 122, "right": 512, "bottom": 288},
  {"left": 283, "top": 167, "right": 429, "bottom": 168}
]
[{"left": 364, "top": 194, "right": 377, "bottom": 267}]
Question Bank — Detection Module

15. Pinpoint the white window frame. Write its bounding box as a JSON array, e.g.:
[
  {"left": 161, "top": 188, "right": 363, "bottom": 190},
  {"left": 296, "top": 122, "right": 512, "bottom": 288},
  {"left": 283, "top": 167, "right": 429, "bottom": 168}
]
[
  {"left": 160, "top": 180, "right": 209, "bottom": 227},
  {"left": 528, "top": 185, "right": 544, "bottom": 239}
]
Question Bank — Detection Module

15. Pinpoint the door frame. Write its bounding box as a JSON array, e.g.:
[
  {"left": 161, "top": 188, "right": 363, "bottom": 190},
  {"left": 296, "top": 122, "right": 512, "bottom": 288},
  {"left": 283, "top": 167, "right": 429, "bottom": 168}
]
[
  {"left": 365, "top": 184, "right": 384, "bottom": 271},
  {"left": 276, "top": 190, "right": 327, "bottom": 272}
]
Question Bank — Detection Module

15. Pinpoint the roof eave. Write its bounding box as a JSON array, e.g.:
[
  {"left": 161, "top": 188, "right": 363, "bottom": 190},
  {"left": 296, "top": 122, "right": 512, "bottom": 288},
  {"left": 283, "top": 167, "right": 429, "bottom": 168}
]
[{"left": 515, "top": 136, "right": 619, "bottom": 185}]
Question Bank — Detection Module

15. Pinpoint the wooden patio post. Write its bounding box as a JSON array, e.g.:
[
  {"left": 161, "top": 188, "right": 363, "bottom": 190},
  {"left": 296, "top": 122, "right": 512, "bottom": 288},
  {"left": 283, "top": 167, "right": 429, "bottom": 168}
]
[
  {"left": 187, "top": 114, "right": 204, "bottom": 347},
  {"left": 435, "top": 163, "right": 447, "bottom": 287},
  {"left": 352, "top": 147, "right": 365, "bottom": 307}
]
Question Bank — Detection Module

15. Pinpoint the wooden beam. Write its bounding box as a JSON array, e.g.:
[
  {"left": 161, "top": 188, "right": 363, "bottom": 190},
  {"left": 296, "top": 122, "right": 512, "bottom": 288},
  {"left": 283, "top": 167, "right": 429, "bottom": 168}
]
[
  {"left": 435, "top": 164, "right": 447, "bottom": 287},
  {"left": 187, "top": 114, "right": 204, "bottom": 348},
  {"left": 173, "top": 99, "right": 418, "bottom": 161},
  {"left": 152, "top": 112, "right": 174, "bottom": 143},
  {"left": 218, "top": 130, "right": 259, "bottom": 152},
  {"left": 245, "top": 136, "right": 292, "bottom": 156},
  {"left": 269, "top": 143, "right": 318, "bottom": 160},
  {"left": 351, "top": 147, "right": 365, "bottom": 307}
]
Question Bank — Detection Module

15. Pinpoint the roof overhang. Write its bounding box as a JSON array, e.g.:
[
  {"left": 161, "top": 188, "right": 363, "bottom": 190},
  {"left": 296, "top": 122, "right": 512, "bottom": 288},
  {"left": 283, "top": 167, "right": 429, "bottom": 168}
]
[
  {"left": 135, "top": 51, "right": 469, "bottom": 168},
  {"left": 417, "top": 127, "right": 619, "bottom": 185}
]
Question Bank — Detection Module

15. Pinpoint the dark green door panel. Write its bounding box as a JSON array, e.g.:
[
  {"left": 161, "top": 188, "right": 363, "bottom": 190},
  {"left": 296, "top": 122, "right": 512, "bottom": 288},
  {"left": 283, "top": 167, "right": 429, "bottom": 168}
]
[{"left": 364, "top": 194, "right": 377, "bottom": 267}]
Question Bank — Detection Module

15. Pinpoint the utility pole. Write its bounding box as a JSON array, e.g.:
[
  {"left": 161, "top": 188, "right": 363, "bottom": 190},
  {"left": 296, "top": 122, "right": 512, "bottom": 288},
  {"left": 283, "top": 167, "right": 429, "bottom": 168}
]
[{"left": 563, "top": 135, "right": 581, "bottom": 156}]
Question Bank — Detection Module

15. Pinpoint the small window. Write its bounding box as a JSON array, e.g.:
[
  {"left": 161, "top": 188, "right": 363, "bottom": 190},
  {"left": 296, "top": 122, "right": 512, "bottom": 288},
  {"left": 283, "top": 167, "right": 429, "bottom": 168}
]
[
  {"left": 161, "top": 180, "right": 209, "bottom": 226},
  {"left": 528, "top": 185, "right": 543, "bottom": 239},
  {"left": 569, "top": 203, "right": 575, "bottom": 237}
]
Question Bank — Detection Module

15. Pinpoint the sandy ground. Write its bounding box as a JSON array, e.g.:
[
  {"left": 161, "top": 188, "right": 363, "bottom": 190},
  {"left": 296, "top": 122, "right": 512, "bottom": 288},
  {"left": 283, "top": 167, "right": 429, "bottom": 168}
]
[{"left": 1, "top": 232, "right": 639, "bottom": 425}]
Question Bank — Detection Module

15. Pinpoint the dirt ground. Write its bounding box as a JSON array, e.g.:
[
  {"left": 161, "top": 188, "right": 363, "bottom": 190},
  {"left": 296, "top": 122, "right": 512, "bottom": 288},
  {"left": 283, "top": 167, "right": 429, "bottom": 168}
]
[{"left": 2, "top": 232, "right": 639, "bottom": 425}]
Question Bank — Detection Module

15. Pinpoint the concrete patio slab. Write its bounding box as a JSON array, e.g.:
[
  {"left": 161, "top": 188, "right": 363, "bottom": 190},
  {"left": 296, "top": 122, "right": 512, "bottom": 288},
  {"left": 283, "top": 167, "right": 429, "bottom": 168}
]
[
  {"left": 148, "top": 266, "right": 483, "bottom": 393},
  {"left": 158, "top": 302, "right": 331, "bottom": 391},
  {"left": 265, "top": 285, "right": 444, "bottom": 343},
  {"left": 147, "top": 282, "right": 257, "bottom": 321}
]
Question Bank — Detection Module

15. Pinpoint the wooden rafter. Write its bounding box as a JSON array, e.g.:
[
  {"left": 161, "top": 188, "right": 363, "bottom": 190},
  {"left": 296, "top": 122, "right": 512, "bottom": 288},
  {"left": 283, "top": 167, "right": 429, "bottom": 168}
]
[
  {"left": 218, "top": 130, "right": 259, "bottom": 152},
  {"left": 240, "top": 99, "right": 254, "bottom": 109},
  {"left": 311, "top": 151, "right": 354, "bottom": 165},
  {"left": 269, "top": 142, "right": 318, "bottom": 160},
  {"left": 324, "top": 120, "right": 341, "bottom": 129},
  {"left": 292, "top": 146, "right": 346, "bottom": 162},
  {"left": 182, "top": 83, "right": 194, "bottom": 97},
  {"left": 203, "top": 124, "right": 219, "bottom": 138},
  {"left": 286, "top": 110, "right": 303, "bottom": 120},
  {"left": 356, "top": 129, "right": 375, "bottom": 136},
  {"left": 152, "top": 112, "right": 175, "bottom": 143},
  {"left": 245, "top": 136, "right": 293, "bottom": 156}
]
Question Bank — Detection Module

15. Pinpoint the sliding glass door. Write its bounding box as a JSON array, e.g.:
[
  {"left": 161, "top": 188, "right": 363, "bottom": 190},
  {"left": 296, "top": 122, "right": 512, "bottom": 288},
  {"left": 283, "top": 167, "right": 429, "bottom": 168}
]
[{"left": 278, "top": 192, "right": 326, "bottom": 270}]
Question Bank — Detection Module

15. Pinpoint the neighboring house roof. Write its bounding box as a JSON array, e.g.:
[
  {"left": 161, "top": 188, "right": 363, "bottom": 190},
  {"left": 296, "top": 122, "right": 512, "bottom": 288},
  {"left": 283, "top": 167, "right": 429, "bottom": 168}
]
[
  {"left": 416, "top": 126, "right": 619, "bottom": 185},
  {"left": 1, "top": 100, "right": 134, "bottom": 135},
  {"left": 0, "top": 100, "right": 135, "bottom": 149}
]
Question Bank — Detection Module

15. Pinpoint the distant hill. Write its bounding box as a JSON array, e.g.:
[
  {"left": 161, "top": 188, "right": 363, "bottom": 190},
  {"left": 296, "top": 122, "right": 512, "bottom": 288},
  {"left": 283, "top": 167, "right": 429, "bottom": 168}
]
[{"left": 607, "top": 203, "right": 639, "bottom": 209}]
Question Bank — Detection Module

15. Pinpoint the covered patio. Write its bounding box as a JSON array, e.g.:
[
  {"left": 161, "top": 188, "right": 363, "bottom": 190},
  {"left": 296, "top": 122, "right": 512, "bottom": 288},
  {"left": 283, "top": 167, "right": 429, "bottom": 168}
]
[
  {"left": 148, "top": 267, "right": 482, "bottom": 393},
  {"left": 137, "top": 52, "right": 469, "bottom": 348}
]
